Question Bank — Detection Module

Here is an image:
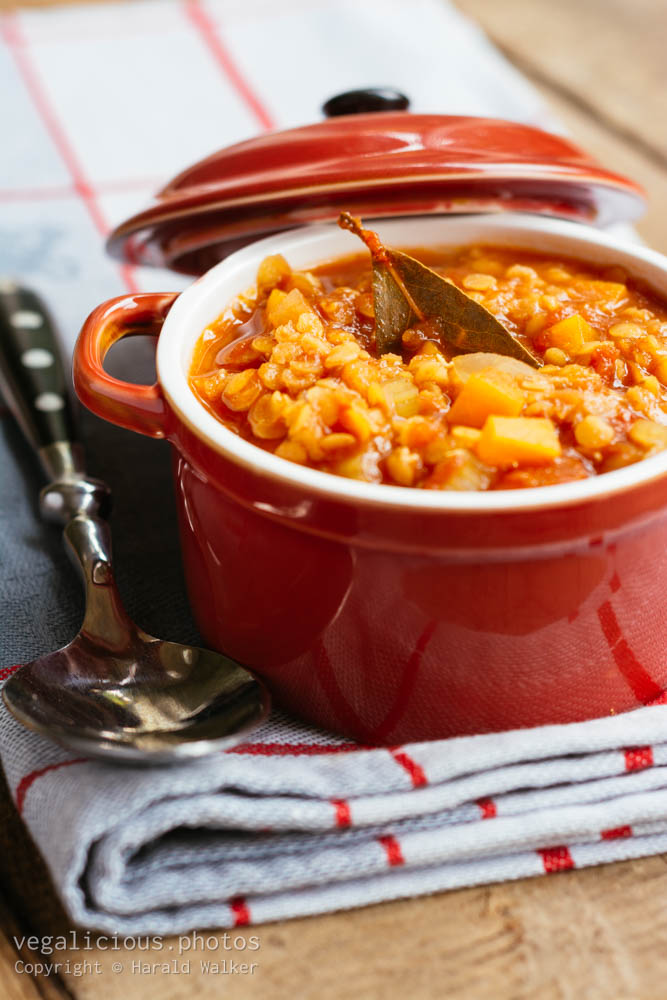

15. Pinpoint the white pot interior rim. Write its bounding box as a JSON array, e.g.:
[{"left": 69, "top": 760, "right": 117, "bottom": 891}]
[{"left": 156, "top": 213, "right": 667, "bottom": 513}]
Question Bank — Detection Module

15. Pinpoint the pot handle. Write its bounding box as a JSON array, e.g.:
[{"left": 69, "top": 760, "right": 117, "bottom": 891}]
[{"left": 73, "top": 292, "right": 179, "bottom": 438}]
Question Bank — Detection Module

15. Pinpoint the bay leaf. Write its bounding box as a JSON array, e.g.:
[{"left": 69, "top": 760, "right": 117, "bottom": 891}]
[{"left": 338, "top": 213, "right": 540, "bottom": 367}]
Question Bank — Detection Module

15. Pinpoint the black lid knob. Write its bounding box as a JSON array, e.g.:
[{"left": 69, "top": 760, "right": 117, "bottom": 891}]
[{"left": 322, "top": 88, "right": 410, "bottom": 118}]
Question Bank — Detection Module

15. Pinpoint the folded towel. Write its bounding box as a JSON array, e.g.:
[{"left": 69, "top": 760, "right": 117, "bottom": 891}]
[
  {"left": 4, "top": 684, "right": 667, "bottom": 933},
  {"left": 2, "top": 0, "right": 664, "bottom": 935}
]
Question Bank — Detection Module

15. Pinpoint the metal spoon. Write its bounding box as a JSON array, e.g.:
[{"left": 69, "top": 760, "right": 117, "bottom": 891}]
[{"left": 0, "top": 283, "right": 270, "bottom": 763}]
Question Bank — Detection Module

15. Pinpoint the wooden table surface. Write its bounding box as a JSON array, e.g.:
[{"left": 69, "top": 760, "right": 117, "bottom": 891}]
[{"left": 2, "top": 1, "right": 667, "bottom": 998}]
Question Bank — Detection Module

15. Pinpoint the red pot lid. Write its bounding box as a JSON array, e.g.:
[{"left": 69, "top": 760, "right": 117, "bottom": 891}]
[{"left": 107, "top": 113, "right": 645, "bottom": 276}]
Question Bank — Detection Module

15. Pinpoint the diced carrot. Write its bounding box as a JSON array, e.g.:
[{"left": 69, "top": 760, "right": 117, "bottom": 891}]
[
  {"left": 546, "top": 314, "right": 595, "bottom": 355},
  {"left": 476, "top": 416, "right": 562, "bottom": 467},
  {"left": 448, "top": 369, "right": 525, "bottom": 427}
]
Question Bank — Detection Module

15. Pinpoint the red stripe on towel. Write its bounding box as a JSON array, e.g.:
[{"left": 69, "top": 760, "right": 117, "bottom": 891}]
[
  {"left": 538, "top": 846, "right": 575, "bottom": 873},
  {"left": 389, "top": 749, "right": 427, "bottom": 787},
  {"left": 331, "top": 799, "right": 351, "bottom": 828},
  {"left": 15, "top": 758, "right": 86, "bottom": 816},
  {"left": 601, "top": 825, "right": 632, "bottom": 840},
  {"left": 0, "top": 665, "right": 20, "bottom": 681},
  {"left": 0, "top": 13, "right": 137, "bottom": 292},
  {"left": 378, "top": 835, "right": 404, "bottom": 867},
  {"left": 624, "top": 746, "right": 653, "bottom": 771},
  {"left": 477, "top": 797, "right": 497, "bottom": 819},
  {"left": 184, "top": 0, "right": 275, "bottom": 130},
  {"left": 229, "top": 896, "right": 251, "bottom": 926}
]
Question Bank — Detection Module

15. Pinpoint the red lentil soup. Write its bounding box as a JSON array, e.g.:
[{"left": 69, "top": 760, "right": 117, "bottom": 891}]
[{"left": 188, "top": 246, "right": 667, "bottom": 491}]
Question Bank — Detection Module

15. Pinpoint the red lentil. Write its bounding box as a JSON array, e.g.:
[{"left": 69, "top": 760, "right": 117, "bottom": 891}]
[{"left": 189, "top": 246, "right": 667, "bottom": 491}]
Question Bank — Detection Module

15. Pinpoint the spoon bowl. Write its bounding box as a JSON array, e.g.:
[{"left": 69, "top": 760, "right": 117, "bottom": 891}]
[
  {"left": 3, "top": 632, "right": 270, "bottom": 762},
  {"left": 0, "top": 284, "right": 271, "bottom": 763}
]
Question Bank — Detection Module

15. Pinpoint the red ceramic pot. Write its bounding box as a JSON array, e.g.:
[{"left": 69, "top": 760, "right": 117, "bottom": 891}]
[{"left": 74, "top": 214, "right": 667, "bottom": 744}]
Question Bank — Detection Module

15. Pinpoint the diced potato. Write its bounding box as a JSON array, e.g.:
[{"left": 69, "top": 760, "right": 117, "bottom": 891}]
[
  {"left": 476, "top": 416, "right": 561, "bottom": 468},
  {"left": 266, "top": 288, "right": 312, "bottom": 328},
  {"left": 382, "top": 378, "right": 420, "bottom": 417},
  {"left": 448, "top": 369, "right": 525, "bottom": 427},
  {"left": 546, "top": 314, "right": 596, "bottom": 355},
  {"left": 257, "top": 254, "right": 291, "bottom": 293},
  {"left": 451, "top": 352, "right": 537, "bottom": 389}
]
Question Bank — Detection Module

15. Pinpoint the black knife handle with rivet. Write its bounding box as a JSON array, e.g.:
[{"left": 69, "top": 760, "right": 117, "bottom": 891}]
[
  {"left": 0, "top": 280, "right": 110, "bottom": 524},
  {"left": 0, "top": 281, "right": 83, "bottom": 482}
]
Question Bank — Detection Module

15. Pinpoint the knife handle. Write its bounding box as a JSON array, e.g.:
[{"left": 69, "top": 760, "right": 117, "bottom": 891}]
[{"left": 0, "top": 281, "right": 83, "bottom": 481}]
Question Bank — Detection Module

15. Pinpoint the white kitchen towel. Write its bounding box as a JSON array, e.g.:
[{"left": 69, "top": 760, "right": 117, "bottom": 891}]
[
  {"left": 4, "top": 672, "right": 667, "bottom": 933},
  {"left": 2, "top": 0, "right": 665, "bottom": 935},
  {"left": 0, "top": 0, "right": 556, "bottom": 349}
]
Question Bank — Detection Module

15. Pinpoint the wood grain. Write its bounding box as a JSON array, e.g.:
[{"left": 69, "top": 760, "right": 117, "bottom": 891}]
[
  {"left": 456, "top": 0, "right": 667, "bottom": 163},
  {"left": 0, "top": 929, "right": 46, "bottom": 1000},
  {"left": 0, "top": 902, "right": 70, "bottom": 1000},
  {"left": 454, "top": 0, "right": 667, "bottom": 251},
  {"left": 4, "top": 855, "right": 667, "bottom": 1000},
  {"left": 3, "top": 0, "right": 667, "bottom": 997}
]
